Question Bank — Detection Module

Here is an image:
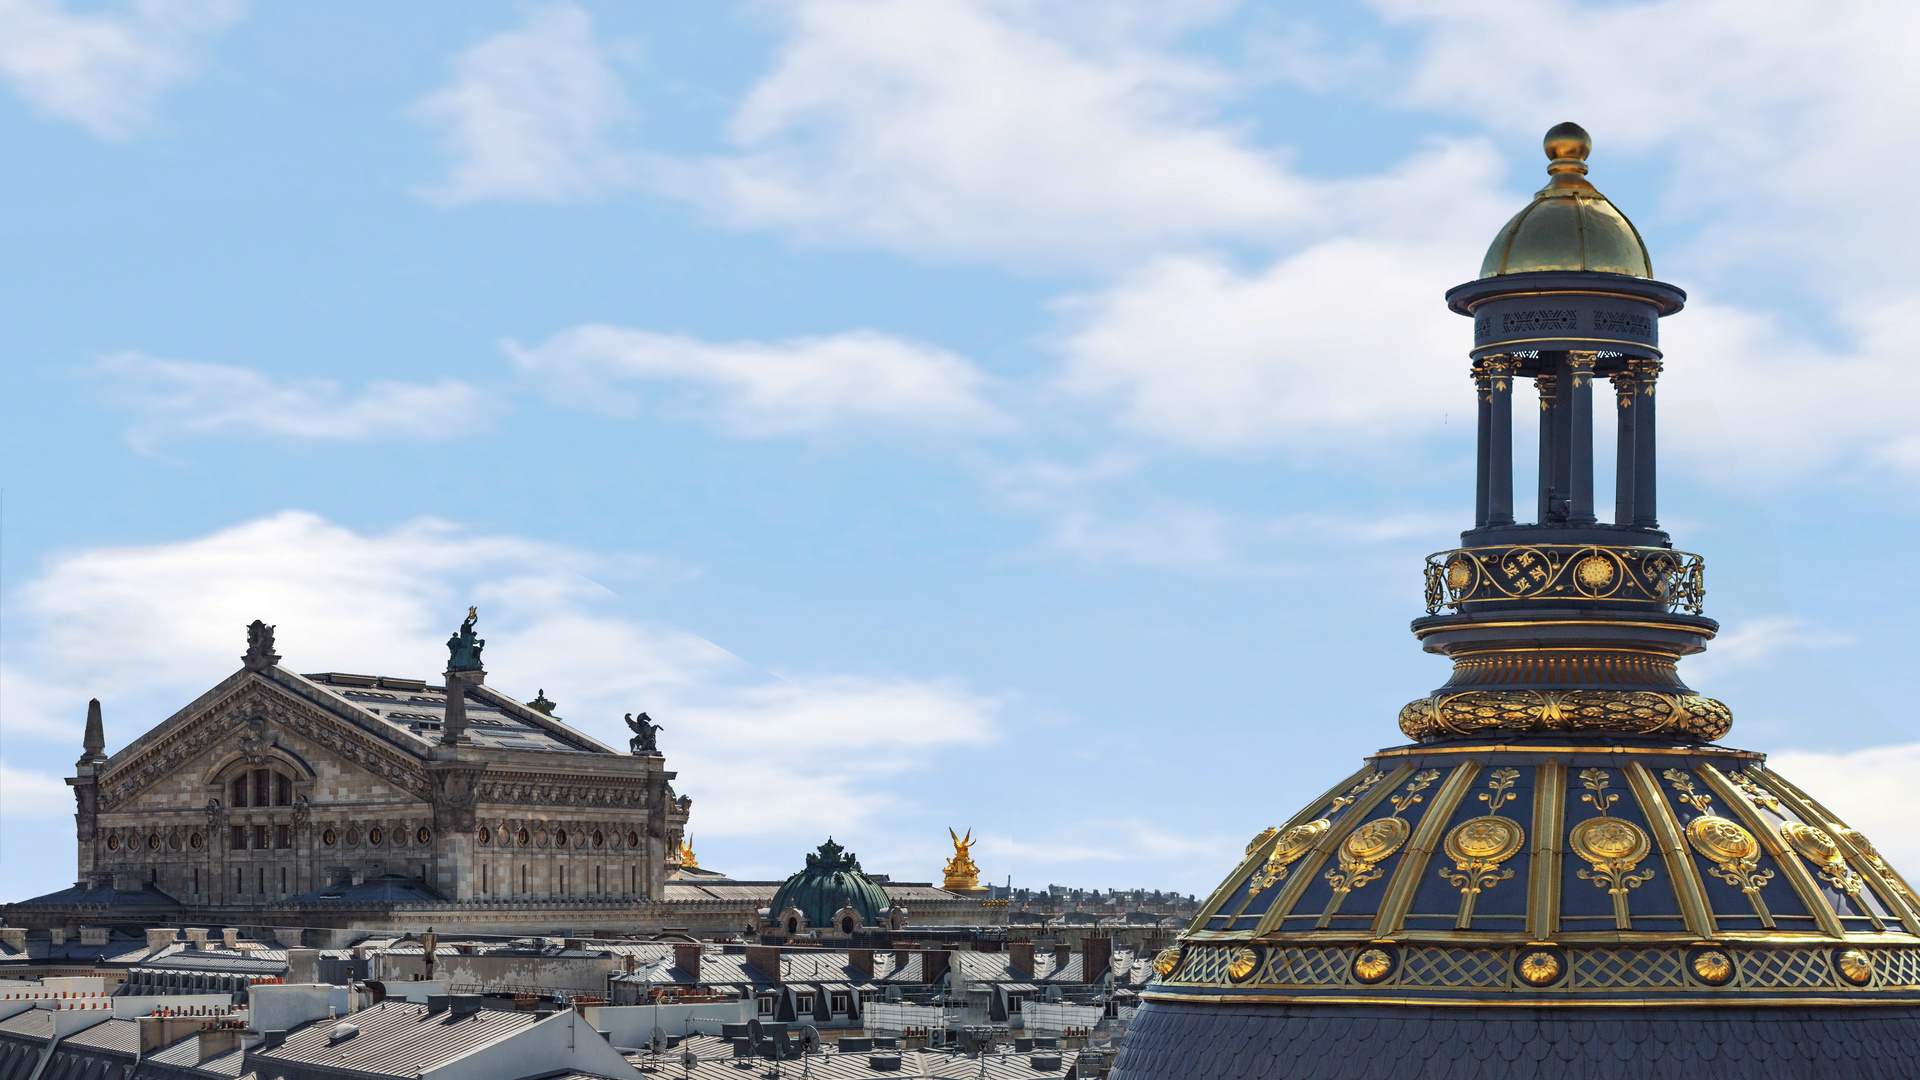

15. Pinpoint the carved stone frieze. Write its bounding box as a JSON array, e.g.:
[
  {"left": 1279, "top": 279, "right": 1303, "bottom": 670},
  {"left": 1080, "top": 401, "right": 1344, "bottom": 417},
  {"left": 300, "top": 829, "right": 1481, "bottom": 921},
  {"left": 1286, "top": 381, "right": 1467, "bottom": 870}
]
[{"left": 98, "top": 684, "right": 430, "bottom": 811}]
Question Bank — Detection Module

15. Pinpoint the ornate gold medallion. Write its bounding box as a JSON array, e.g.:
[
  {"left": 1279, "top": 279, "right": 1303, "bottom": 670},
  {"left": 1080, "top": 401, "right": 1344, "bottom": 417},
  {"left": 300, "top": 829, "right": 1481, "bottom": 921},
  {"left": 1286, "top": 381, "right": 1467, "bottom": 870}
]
[
  {"left": 1345, "top": 816, "right": 1411, "bottom": 863},
  {"left": 1251, "top": 820, "right": 1329, "bottom": 890},
  {"left": 1226, "top": 947, "right": 1258, "bottom": 982},
  {"left": 1446, "top": 816, "right": 1526, "bottom": 864},
  {"left": 1445, "top": 558, "right": 1473, "bottom": 590},
  {"left": 1570, "top": 816, "right": 1650, "bottom": 864},
  {"left": 1517, "top": 949, "right": 1562, "bottom": 987},
  {"left": 1352, "top": 948, "right": 1394, "bottom": 983},
  {"left": 1837, "top": 949, "right": 1873, "bottom": 987},
  {"left": 1687, "top": 815, "right": 1759, "bottom": 863},
  {"left": 1152, "top": 947, "right": 1182, "bottom": 978},
  {"left": 1574, "top": 554, "right": 1615, "bottom": 589},
  {"left": 1780, "top": 822, "right": 1840, "bottom": 864},
  {"left": 1691, "top": 949, "right": 1733, "bottom": 985}
]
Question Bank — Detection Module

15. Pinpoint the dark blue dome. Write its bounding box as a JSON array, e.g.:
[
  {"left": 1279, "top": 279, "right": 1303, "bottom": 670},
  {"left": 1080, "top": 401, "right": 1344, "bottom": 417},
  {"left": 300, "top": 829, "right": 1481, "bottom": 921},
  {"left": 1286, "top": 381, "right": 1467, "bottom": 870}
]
[{"left": 770, "top": 838, "right": 889, "bottom": 931}]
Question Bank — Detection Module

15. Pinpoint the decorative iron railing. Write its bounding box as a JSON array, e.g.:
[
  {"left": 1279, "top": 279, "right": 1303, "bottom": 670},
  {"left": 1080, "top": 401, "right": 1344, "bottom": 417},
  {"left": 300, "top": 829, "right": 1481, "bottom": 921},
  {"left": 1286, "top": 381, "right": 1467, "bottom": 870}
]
[{"left": 1423, "top": 545, "right": 1704, "bottom": 615}]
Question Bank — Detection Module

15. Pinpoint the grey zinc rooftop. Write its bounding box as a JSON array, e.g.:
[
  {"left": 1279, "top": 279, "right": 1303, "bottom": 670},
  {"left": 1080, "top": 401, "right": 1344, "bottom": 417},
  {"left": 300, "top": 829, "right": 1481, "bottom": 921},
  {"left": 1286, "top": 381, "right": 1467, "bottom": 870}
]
[
  {"left": 299, "top": 674, "right": 610, "bottom": 756},
  {"left": 252, "top": 999, "right": 545, "bottom": 1076},
  {"left": 661, "top": 1034, "right": 1083, "bottom": 1080}
]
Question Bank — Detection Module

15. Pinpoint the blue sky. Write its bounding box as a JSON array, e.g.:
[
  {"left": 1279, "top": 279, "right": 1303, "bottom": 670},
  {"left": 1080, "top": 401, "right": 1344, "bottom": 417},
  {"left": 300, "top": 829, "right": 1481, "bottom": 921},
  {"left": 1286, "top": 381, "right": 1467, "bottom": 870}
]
[{"left": 4, "top": 0, "right": 1920, "bottom": 900}]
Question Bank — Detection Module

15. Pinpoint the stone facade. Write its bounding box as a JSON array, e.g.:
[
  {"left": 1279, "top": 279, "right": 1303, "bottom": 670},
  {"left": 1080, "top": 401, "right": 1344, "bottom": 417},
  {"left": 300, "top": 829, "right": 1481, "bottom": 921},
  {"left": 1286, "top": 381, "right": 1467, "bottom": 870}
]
[{"left": 53, "top": 648, "right": 688, "bottom": 929}]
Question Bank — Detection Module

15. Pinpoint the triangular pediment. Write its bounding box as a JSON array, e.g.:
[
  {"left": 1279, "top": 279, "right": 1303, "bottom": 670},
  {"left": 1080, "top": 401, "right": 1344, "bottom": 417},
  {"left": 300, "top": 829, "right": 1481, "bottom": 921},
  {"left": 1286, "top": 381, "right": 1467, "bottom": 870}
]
[{"left": 96, "top": 669, "right": 430, "bottom": 813}]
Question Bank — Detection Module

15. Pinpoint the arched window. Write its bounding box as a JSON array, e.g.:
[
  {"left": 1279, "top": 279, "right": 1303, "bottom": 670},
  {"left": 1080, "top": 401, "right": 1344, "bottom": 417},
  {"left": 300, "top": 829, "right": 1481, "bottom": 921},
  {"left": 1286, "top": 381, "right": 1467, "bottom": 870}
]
[{"left": 230, "top": 768, "right": 295, "bottom": 807}]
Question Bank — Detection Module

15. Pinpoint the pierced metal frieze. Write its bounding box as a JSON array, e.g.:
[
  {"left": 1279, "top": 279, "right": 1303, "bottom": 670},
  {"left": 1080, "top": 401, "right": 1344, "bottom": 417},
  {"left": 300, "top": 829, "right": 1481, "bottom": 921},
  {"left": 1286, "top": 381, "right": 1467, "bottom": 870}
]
[{"left": 1423, "top": 544, "right": 1705, "bottom": 614}]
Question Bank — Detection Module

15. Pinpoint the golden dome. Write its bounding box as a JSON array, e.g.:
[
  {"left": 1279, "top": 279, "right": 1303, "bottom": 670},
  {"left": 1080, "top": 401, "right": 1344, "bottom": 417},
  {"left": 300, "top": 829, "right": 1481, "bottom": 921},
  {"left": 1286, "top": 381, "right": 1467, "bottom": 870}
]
[{"left": 1479, "top": 122, "right": 1652, "bottom": 278}]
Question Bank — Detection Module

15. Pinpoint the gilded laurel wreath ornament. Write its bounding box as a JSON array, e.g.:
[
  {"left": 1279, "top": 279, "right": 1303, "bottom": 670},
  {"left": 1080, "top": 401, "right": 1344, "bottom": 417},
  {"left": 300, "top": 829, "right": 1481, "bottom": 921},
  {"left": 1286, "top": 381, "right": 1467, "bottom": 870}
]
[
  {"left": 1249, "top": 774, "right": 1383, "bottom": 890},
  {"left": 1400, "top": 688, "right": 1731, "bottom": 742},
  {"left": 1665, "top": 770, "right": 1776, "bottom": 915},
  {"left": 1439, "top": 768, "right": 1526, "bottom": 926},
  {"left": 1569, "top": 769, "right": 1656, "bottom": 928},
  {"left": 1324, "top": 770, "right": 1441, "bottom": 904}
]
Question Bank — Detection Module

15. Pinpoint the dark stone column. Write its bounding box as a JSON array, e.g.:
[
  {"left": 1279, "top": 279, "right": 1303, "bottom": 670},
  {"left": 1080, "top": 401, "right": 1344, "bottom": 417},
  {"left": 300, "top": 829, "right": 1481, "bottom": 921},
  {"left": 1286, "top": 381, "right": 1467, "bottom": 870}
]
[
  {"left": 1612, "top": 369, "right": 1637, "bottom": 525},
  {"left": 1473, "top": 360, "right": 1492, "bottom": 528},
  {"left": 1485, "top": 356, "right": 1515, "bottom": 526},
  {"left": 1535, "top": 368, "right": 1558, "bottom": 523},
  {"left": 1631, "top": 358, "right": 1662, "bottom": 527},
  {"left": 1566, "top": 351, "right": 1597, "bottom": 524}
]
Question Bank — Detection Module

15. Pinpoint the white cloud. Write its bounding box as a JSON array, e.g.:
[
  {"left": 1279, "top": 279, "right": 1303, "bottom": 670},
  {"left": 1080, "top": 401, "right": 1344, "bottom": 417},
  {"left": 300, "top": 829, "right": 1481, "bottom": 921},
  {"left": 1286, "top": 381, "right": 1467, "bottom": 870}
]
[
  {"left": 662, "top": 0, "right": 1316, "bottom": 265},
  {"left": 0, "top": 762, "right": 71, "bottom": 819},
  {"left": 508, "top": 324, "right": 1010, "bottom": 436},
  {"left": 1, "top": 511, "right": 999, "bottom": 850},
  {"left": 94, "top": 353, "right": 497, "bottom": 449},
  {"left": 1046, "top": 505, "right": 1237, "bottom": 571},
  {"left": 414, "top": 2, "right": 635, "bottom": 204},
  {"left": 0, "top": 0, "right": 243, "bottom": 138},
  {"left": 1768, "top": 744, "right": 1920, "bottom": 874},
  {"left": 1051, "top": 138, "right": 1510, "bottom": 451},
  {"left": 1375, "top": 0, "right": 1920, "bottom": 291}
]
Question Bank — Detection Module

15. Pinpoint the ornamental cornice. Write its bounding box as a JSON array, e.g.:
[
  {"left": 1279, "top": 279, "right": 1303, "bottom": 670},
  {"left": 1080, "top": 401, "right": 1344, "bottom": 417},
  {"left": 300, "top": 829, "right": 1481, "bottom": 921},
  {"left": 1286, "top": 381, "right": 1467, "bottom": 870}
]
[
  {"left": 473, "top": 775, "right": 653, "bottom": 808},
  {"left": 98, "top": 681, "right": 429, "bottom": 811}
]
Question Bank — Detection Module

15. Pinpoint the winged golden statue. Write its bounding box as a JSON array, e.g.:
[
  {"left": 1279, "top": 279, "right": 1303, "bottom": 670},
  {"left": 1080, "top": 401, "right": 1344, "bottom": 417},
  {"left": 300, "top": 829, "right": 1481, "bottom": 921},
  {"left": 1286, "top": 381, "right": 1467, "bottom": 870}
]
[{"left": 943, "top": 827, "right": 981, "bottom": 890}]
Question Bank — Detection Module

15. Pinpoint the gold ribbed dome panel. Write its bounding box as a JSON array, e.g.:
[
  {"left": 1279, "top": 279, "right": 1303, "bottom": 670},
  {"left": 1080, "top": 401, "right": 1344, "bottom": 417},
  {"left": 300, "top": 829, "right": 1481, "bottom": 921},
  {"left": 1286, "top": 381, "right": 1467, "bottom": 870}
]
[
  {"left": 1479, "top": 122, "right": 1652, "bottom": 279},
  {"left": 1151, "top": 747, "right": 1920, "bottom": 1006}
]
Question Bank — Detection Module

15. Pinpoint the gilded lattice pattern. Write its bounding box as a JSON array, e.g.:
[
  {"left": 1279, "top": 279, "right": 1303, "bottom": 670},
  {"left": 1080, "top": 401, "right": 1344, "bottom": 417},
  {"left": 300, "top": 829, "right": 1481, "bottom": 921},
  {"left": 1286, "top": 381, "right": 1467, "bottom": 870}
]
[
  {"left": 1160, "top": 943, "right": 1920, "bottom": 997},
  {"left": 1570, "top": 948, "right": 1686, "bottom": 989},
  {"left": 1175, "top": 946, "right": 1238, "bottom": 985},
  {"left": 1398, "top": 948, "right": 1508, "bottom": 989},
  {"left": 1399, "top": 688, "right": 1732, "bottom": 742},
  {"left": 1261, "top": 947, "right": 1351, "bottom": 987},
  {"left": 1739, "top": 949, "right": 1832, "bottom": 989}
]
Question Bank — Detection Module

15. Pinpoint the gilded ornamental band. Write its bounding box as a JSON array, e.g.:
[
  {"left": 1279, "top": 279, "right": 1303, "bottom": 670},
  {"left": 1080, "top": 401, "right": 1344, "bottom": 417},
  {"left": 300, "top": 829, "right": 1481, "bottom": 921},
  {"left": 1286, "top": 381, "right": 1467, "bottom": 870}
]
[
  {"left": 1147, "top": 941, "right": 1920, "bottom": 1004},
  {"left": 1424, "top": 545, "right": 1705, "bottom": 615},
  {"left": 1398, "top": 688, "right": 1732, "bottom": 742}
]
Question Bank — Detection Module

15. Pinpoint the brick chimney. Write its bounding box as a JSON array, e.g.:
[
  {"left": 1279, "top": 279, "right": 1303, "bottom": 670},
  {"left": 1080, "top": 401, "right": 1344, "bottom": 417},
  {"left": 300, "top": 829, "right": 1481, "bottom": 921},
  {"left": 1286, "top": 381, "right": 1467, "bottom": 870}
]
[
  {"left": 673, "top": 944, "right": 701, "bottom": 981},
  {"left": 1009, "top": 942, "right": 1035, "bottom": 974},
  {"left": 746, "top": 945, "right": 782, "bottom": 984},
  {"left": 1082, "top": 938, "right": 1113, "bottom": 984},
  {"left": 1053, "top": 943, "right": 1071, "bottom": 969},
  {"left": 921, "top": 950, "right": 951, "bottom": 986},
  {"left": 848, "top": 949, "right": 873, "bottom": 977}
]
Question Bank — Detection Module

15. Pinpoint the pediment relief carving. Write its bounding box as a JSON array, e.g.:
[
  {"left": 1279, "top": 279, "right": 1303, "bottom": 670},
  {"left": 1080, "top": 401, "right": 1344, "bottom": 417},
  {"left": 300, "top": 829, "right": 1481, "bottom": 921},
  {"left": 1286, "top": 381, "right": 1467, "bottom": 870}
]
[{"left": 99, "top": 681, "right": 429, "bottom": 812}]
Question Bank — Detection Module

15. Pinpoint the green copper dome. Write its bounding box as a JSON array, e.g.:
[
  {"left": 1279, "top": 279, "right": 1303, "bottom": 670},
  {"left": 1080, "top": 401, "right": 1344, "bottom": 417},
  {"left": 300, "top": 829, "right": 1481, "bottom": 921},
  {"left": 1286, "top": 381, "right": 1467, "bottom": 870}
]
[
  {"left": 770, "top": 838, "right": 891, "bottom": 932},
  {"left": 1480, "top": 122, "right": 1652, "bottom": 279}
]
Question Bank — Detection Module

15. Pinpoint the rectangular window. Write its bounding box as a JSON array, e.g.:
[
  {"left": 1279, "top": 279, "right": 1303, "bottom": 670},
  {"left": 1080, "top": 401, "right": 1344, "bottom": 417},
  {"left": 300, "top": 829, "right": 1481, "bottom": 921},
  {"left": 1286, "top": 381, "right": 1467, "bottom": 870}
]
[
  {"left": 275, "top": 824, "right": 291, "bottom": 849},
  {"left": 522, "top": 865, "right": 528, "bottom": 893},
  {"left": 254, "top": 824, "right": 269, "bottom": 850},
  {"left": 231, "top": 825, "right": 248, "bottom": 851},
  {"left": 795, "top": 995, "right": 814, "bottom": 1014},
  {"left": 192, "top": 869, "right": 199, "bottom": 895},
  {"left": 279, "top": 867, "right": 287, "bottom": 894},
  {"left": 830, "top": 993, "right": 850, "bottom": 1014},
  {"left": 274, "top": 772, "right": 292, "bottom": 806},
  {"left": 757, "top": 997, "right": 774, "bottom": 1016},
  {"left": 253, "top": 769, "right": 269, "bottom": 808},
  {"left": 235, "top": 868, "right": 243, "bottom": 893},
  {"left": 257, "top": 868, "right": 264, "bottom": 894},
  {"left": 232, "top": 777, "right": 249, "bottom": 808}
]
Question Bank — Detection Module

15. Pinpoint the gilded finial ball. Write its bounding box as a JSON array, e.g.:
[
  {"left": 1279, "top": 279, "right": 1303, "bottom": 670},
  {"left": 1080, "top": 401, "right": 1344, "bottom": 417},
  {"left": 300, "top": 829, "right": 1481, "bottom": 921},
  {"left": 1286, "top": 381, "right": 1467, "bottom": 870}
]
[{"left": 1543, "top": 122, "right": 1591, "bottom": 163}]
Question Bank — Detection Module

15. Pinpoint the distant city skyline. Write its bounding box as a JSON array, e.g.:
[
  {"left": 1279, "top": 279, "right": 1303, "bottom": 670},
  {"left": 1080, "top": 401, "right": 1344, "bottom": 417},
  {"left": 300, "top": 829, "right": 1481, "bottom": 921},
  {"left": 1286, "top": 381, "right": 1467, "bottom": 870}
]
[{"left": 4, "top": 1, "right": 1919, "bottom": 903}]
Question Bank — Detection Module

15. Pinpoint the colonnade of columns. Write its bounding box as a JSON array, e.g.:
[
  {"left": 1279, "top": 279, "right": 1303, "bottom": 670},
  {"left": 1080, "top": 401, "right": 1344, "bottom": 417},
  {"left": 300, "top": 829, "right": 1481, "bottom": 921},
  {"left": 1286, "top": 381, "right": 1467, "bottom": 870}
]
[{"left": 1473, "top": 352, "right": 1660, "bottom": 530}]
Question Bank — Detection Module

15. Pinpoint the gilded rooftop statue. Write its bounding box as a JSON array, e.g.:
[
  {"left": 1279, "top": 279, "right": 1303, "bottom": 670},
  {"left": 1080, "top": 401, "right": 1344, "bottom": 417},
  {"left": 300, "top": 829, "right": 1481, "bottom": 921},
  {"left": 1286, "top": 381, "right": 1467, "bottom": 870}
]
[{"left": 1111, "top": 125, "right": 1920, "bottom": 1079}]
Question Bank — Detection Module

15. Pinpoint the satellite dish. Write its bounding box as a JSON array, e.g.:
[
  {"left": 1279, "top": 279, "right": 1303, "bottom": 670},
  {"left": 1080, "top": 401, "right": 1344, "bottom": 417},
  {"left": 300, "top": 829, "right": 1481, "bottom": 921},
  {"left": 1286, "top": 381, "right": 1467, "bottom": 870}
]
[
  {"left": 800, "top": 1025, "right": 821, "bottom": 1052},
  {"left": 648, "top": 1027, "right": 668, "bottom": 1054},
  {"left": 747, "top": 1018, "right": 764, "bottom": 1045}
]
